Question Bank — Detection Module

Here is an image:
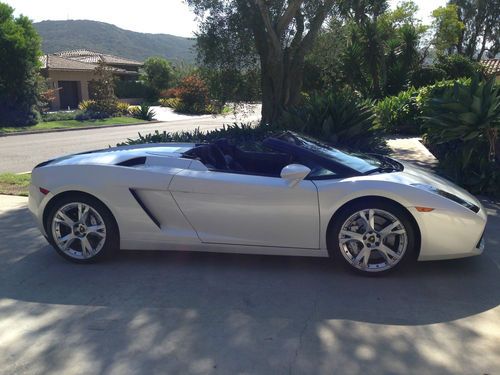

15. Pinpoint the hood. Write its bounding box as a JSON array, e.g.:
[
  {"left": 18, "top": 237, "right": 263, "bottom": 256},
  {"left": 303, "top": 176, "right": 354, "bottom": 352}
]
[
  {"left": 34, "top": 143, "right": 196, "bottom": 168},
  {"left": 376, "top": 161, "right": 482, "bottom": 208}
]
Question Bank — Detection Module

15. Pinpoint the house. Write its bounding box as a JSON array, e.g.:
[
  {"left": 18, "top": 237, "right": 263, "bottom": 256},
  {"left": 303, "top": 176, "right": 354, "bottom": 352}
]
[
  {"left": 40, "top": 49, "right": 143, "bottom": 110},
  {"left": 480, "top": 59, "right": 500, "bottom": 83}
]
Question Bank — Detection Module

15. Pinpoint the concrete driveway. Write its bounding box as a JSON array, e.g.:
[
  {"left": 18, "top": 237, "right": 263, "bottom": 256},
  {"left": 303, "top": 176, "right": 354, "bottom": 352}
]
[{"left": 0, "top": 196, "right": 499, "bottom": 375}]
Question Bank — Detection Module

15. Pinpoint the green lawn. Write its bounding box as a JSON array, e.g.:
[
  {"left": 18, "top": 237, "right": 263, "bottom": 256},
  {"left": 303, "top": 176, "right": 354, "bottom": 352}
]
[
  {"left": 0, "top": 117, "right": 143, "bottom": 135},
  {"left": 0, "top": 173, "right": 31, "bottom": 196}
]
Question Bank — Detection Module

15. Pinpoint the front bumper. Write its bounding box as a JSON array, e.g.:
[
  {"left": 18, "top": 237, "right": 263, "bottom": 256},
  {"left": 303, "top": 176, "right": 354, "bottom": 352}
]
[{"left": 411, "top": 202, "right": 487, "bottom": 261}]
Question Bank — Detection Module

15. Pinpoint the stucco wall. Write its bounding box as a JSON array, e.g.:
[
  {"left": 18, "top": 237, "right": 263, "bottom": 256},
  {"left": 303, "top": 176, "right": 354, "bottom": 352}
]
[{"left": 46, "top": 70, "right": 95, "bottom": 110}]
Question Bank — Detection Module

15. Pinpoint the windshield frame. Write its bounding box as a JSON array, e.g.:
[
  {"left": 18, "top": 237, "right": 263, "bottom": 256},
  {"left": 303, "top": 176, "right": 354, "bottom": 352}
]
[{"left": 263, "top": 132, "right": 389, "bottom": 179}]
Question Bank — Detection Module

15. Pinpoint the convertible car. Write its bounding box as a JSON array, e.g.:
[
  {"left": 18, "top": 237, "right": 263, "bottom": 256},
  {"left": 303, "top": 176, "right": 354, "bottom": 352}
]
[{"left": 28, "top": 132, "right": 487, "bottom": 275}]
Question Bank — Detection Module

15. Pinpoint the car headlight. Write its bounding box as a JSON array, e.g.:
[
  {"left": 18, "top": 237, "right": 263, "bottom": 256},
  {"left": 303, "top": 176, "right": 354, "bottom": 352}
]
[{"left": 411, "top": 183, "right": 480, "bottom": 213}]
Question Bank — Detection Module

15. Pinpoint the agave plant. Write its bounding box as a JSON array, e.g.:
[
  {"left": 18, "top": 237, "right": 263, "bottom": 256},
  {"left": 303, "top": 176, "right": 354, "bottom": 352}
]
[
  {"left": 130, "top": 104, "right": 156, "bottom": 121},
  {"left": 424, "top": 75, "right": 500, "bottom": 163},
  {"left": 423, "top": 75, "right": 500, "bottom": 194}
]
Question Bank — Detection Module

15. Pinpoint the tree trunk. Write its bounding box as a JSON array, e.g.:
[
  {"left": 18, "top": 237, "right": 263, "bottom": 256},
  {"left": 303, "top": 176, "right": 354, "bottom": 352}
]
[
  {"left": 260, "top": 54, "right": 286, "bottom": 124},
  {"left": 260, "top": 46, "right": 308, "bottom": 123},
  {"left": 249, "top": 0, "right": 334, "bottom": 124}
]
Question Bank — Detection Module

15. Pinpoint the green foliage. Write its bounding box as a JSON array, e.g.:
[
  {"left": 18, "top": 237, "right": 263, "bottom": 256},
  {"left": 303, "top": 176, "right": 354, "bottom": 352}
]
[
  {"left": 129, "top": 104, "right": 155, "bottom": 121},
  {"left": 116, "top": 102, "right": 130, "bottom": 115},
  {"left": 159, "top": 98, "right": 181, "bottom": 108},
  {"left": 86, "top": 62, "right": 119, "bottom": 118},
  {"left": 41, "top": 111, "right": 79, "bottom": 122},
  {"left": 118, "top": 123, "right": 278, "bottom": 150},
  {"left": 200, "top": 67, "right": 261, "bottom": 104},
  {"left": 434, "top": 54, "right": 484, "bottom": 80},
  {"left": 77, "top": 98, "right": 129, "bottom": 119},
  {"left": 119, "top": 91, "right": 387, "bottom": 153},
  {"left": 114, "top": 80, "right": 154, "bottom": 99},
  {"left": 308, "top": 2, "right": 424, "bottom": 99},
  {"left": 280, "top": 90, "right": 386, "bottom": 152},
  {"left": 141, "top": 57, "right": 174, "bottom": 97},
  {"left": 77, "top": 99, "right": 116, "bottom": 119},
  {"left": 375, "top": 88, "right": 422, "bottom": 135},
  {"left": 374, "top": 78, "right": 473, "bottom": 136},
  {"left": 303, "top": 18, "right": 348, "bottom": 92},
  {"left": 431, "top": 4, "right": 465, "bottom": 54},
  {"left": 423, "top": 76, "right": 500, "bottom": 195},
  {"left": 0, "top": 3, "right": 42, "bottom": 126},
  {"left": 448, "top": 0, "right": 500, "bottom": 59},
  {"left": 409, "top": 66, "right": 448, "bottom": 88}
]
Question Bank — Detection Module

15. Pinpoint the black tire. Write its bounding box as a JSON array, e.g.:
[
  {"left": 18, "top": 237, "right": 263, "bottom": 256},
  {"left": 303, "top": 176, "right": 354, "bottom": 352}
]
[
  {"left": 45, "top": 194, "right": 119, "bottom": 263},
  {"left": 328, "top": 199, "right": 418, "bottom": 276}
]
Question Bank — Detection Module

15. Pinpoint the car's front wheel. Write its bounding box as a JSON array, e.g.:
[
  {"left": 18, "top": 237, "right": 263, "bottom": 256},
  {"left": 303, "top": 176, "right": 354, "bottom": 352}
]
[
  {"left": 329, "top": 200, "right": 417, "bottom": 275},
  {"left": 46, "top": 195, "right": 118, "bottom": 263}
]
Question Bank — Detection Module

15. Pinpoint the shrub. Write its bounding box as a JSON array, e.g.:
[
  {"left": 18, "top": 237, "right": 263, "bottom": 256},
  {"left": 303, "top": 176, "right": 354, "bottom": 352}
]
[
  {"left": 422, "top": 75, "right": 500, "bottom": 195},
  {"left": 78, "top": 100, "right": 95, "bottom": 112},
  {"left": 114, "top": 80, "right": 154, "bottom": 99},
  {"left": 159, "top": 98, "right": 181, "bottom": 108},
  {"left": 434, "top": 54, "right": 484, "bottom": 81},
  {"left": 374, "top": 79, "right": 473, "bottom": 136},
  {"left": 116, "top": 102, "right": 130, "bottom": 115},
  {"left": 375, "top": 88, "right": 422, "bottom": 135},
  {"left": 129, "top": 104, "right": 156, "bottom": 121},
  {"left": 174, "top": 75, "right": 210, "bottom": 114},
  {"left": 159, "top": 87, "right": 182, "bottom": 99},
  {"left": 78, "top": 99, "right": 119, "bottom": 119},
  {"left": 409, "top": 67, "right": 447, "bottom": 88},
  {"left": 281, "top": 89, "right": 386, "bottom": 152},
  {"left": 118, "top": 123, "right": 278, "bottom": 150},
  {"left": 42, "top": 111, "right": 79, "bottom": 122}
]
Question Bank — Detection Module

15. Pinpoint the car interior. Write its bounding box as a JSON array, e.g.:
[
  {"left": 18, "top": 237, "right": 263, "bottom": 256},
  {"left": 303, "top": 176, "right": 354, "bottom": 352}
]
[{"left": 183, "top": 139, "right": 293, "bottom": 177}]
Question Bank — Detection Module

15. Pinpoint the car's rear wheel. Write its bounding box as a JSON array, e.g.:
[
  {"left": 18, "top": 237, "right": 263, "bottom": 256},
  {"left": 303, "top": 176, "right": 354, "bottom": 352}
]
[
  {"left": 46, "top": 195, "right": 118, "bottom": 263},
  {"left": 329, "top": 200, "right": 417, "bottom": 275}
]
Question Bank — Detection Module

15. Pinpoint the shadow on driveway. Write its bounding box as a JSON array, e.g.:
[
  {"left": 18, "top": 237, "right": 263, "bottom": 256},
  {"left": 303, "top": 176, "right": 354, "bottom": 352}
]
[{"left": 0, "top": 202, "right": 499, "bottom": 374}]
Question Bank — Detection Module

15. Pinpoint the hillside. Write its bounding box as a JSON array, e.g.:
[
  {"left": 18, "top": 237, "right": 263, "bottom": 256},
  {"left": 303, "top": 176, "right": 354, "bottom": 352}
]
[{"left": 34, "top": 20, "right": 196, "bottom": 63}]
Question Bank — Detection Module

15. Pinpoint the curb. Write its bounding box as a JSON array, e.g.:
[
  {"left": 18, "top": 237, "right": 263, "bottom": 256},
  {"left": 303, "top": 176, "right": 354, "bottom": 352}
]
[{"left": 0, "top": 120, "right": 161, "bottom": 137}]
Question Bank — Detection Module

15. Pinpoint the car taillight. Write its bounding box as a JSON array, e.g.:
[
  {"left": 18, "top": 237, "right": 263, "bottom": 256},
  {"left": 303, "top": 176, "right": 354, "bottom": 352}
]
[{"left": 39, "top": 187, "right": 50, "bottom": 195}]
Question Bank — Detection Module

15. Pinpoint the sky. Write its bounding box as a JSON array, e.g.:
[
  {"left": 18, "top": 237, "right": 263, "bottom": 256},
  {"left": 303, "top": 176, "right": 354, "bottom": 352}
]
[{"left": 5, "top": 0, "right": 447, "bottom": 38}]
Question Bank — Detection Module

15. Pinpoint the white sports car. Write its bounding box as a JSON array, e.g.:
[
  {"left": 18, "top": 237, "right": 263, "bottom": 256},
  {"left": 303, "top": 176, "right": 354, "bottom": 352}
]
[{"left": 29, "top": 132, "right": 487, "bottom": 275}]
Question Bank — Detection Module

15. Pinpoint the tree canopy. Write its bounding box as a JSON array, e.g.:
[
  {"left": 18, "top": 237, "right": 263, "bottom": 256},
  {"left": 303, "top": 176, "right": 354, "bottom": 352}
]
[
  {"left": 141, "top": 56, "right": 174, "bottom": 94},
  {"left": 0, "top": 2, "right": 42, "bottom": 126},
  {"left": 187, "top": 0, "right": 339, "bottom": 123},
  {"left": 431, "top": 0, "right": 499, "bottom": 59}
]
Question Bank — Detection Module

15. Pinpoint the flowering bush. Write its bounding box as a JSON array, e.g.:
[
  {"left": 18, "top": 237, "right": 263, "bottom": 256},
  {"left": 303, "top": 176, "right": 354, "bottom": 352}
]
[{"left": 159, "top": 75, "right": 211, "bottom": 114}]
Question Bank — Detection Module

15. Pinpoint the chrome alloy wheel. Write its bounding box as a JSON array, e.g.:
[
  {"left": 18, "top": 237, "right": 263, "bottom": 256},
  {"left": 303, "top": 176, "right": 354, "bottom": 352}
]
[
  {"left": 338, "top": 208, "right": 408, "bottom": 272},
  {"left": 51, "top": 202, "right": 107, "bottom": 260}
]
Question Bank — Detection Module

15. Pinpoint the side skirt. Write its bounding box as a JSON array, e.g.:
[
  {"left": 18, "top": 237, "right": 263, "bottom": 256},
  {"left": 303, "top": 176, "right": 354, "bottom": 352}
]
[{"left": 120, "top": 240, "right": 330, "bottom": 258}]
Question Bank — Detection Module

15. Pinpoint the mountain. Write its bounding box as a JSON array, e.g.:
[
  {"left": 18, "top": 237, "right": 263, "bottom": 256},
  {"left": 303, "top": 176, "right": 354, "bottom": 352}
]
[{"left": 34, "top": 20, "right": 196, "bottom": 63}]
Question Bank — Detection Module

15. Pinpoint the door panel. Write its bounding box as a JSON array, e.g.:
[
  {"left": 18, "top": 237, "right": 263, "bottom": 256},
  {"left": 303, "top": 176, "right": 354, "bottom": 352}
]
[
  {"left": 58, "top": 81, "right": 79, "bottom": 109},
  {"left": 170, "top": 170, "right": 320, "bottom": 249}
]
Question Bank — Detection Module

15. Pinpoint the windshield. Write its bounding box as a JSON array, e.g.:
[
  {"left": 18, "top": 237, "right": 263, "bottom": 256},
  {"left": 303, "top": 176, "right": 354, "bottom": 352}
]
[{"left": 275, "top": 133, "right": 386, "bottom": 174}]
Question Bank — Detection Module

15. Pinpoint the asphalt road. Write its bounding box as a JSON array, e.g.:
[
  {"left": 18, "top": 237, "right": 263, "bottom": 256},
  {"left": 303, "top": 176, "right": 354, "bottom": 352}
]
[
  {"left": 0, "top": 195, "right": 499, "bottom": 375},
  {"left": 0, "top": 107, "right": 260, "bottom": 173}
]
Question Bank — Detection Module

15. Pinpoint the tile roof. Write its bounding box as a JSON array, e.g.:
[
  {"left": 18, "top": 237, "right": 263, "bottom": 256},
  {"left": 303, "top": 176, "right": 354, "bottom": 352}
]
[
  {"left": 40, "top": 54, "right": 99, "bottom": 71},
  {"left": 54, "top": 49, "right": 143, "bottom": 66},
  {"left": 481, "top": 59, "right": 500, "bottom": 76}
]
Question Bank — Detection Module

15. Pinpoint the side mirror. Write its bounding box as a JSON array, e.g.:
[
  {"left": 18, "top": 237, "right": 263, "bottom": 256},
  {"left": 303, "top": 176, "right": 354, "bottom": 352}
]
[{"left": 280, "top": 164, "right": 311, "bottom": 187}]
